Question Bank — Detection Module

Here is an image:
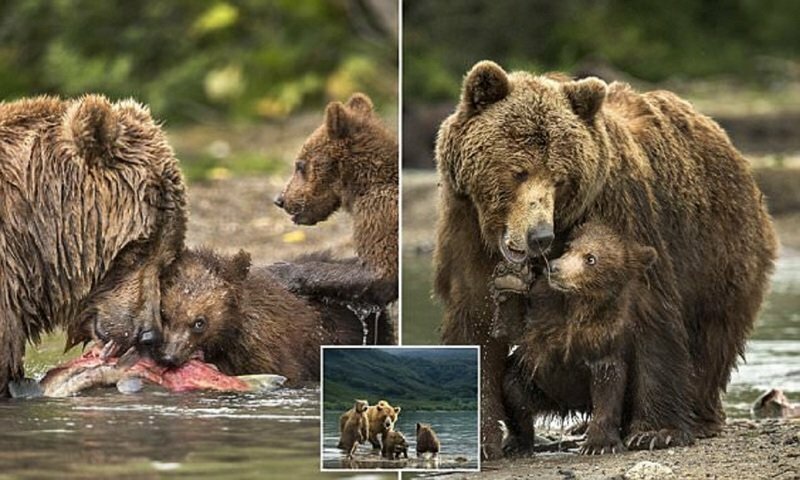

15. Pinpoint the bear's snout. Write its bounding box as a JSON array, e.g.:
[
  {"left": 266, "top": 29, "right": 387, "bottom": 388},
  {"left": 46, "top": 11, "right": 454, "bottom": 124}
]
[
  {"left": 526, "top": 223, "right": 554, "bottom": 255},
  {"left": 273, "top": 193, "right": 285, "bottom": 209}
]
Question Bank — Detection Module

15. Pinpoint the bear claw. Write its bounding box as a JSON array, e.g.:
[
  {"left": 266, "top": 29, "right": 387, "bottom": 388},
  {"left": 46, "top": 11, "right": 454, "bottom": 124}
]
[{"left": 625, "top": 429, "right": 691, "bottom": 451}]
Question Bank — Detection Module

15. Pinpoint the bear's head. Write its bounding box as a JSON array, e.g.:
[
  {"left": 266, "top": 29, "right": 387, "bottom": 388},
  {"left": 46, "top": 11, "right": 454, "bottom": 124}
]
[
  {"left": 65, "top": 96, "right": 187, "bottom": 356},
  {"left": 274, "top": 93, "right": 381, "bottom": 225},
  {"left": 436, "top": 61, "right": 612, "bottom": 263},
  {"left": 373, "top": 400, "right": 401, "bottom": 431},
  {"left": 156, "top": 248, "right": 251, "bottom": 367},
  {"left": 546, "top": 222, "right": 656, "bottom": 295},
  {"left": 354, "top": 399, "right": 369, "bottom": 414},
  {"left": 387, "top": 430, "right": 408, "bottom": 450}
]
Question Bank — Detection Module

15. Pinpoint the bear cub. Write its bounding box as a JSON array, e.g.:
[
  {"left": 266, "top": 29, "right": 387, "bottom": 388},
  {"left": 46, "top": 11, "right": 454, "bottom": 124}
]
[
  {"left": 272, "top": 93, "right": 398, "bottom": 325},
  {"left": 381, "top": 430, "right": 409, "bottom": 460},
  {"left": 500, "top": 222, "right": 658, "bottom": 455},
  {"left": 415, "top": 423, "right": 441, "bottom": 458},
  {"left": 338, "top": 399, "right": 370, "bottom": 457},
  {"left": 157, "top": 248, "right": 363, "bottom": 385}
]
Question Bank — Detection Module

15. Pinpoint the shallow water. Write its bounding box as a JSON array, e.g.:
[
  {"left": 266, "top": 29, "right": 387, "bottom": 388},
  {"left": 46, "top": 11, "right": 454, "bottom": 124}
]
[
  {"left": 321, "top": 410, "right": 479, "bottom": 471},
  {"left": 2, "top": 344, "right": 394, "bottom": 479},
  {"left": 402, "top": 252, "right": 800, "bottom": 417}
]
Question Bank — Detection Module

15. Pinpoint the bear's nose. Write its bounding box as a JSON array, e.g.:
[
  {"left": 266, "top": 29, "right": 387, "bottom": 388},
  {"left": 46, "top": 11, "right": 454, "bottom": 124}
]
[
  {"left": 526, "top": 223, "right": 554, "bottom": 253},
  {"left": 273, "top": 194, "right": 285, "bottom": 209},
  {"left": 138, "top": 328, "right": 161, "bottom": 347},
  {"left": 159, "top": 354, "right": 181, "bottom": 368},
  {"left": 548, "top": 260, "right": 560, "bottom": 274}
]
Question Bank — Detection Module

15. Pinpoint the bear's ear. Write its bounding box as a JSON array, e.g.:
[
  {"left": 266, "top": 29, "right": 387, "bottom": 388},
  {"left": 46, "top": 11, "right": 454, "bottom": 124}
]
[
  {"left": 63, "top": 95, "right": 120, "bottom": 166},
  {"left": 376, "top": 405, "right": 383, "bottom": 412},
  {"left": 460, "top": 60, "right": 510, "bottom": 116},
  {"left": 224, "top": 250, "right": 251, "bottom": 283},
  {"left": 346, "top": 93, "right": 374, "bottom": 115},
  {"left": 633, "top": 245, "right": 658, "bottom": 270},
  {"left": 325, "top": 101, "right": 351, "bottom": 139},
  {"left": 394, "top": 406, "right": 401, "bottom": 414},
  {"left": 563, "top": 77, "right": 608, "bottom": 122}
]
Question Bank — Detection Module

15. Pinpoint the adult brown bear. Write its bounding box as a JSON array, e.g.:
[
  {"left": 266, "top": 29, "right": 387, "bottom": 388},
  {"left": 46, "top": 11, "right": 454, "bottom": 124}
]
[
  {"left": 433, "top": 61, "right": 777, "bottom": 458},
  {"left": 0, "top": 95, "right": 186, "bottom": 396}
]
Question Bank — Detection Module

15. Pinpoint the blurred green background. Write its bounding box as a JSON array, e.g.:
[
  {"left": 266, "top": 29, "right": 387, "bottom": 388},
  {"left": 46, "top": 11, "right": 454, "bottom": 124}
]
[
  {"left": 404, "top": 0, "right": 800, "bottom": 103},
  {"left": 0, "top": 0, "right": 398, "bottom": 181}
]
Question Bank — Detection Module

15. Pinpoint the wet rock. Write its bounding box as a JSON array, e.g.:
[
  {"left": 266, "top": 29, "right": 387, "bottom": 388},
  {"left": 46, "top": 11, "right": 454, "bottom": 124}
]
[{"left": 624, "top": 461, "right": 675, "bottom": 480}]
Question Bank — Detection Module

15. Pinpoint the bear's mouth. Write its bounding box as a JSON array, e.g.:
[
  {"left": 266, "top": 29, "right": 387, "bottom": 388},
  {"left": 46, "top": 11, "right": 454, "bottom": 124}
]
[
  {"left": 547, "top": 277, "right": 574, "bottom": 293},
  {"left": 290, "top": 212, "right": 318, "bottom": 226},
  {"left": 499, "top": 232, "right": 528, "bottom": 264}
]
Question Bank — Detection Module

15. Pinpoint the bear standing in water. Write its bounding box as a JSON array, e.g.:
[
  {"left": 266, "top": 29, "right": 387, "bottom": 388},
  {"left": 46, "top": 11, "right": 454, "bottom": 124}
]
[
  {"left": 156, "top": 248, "right": 363, "bottom": 385},
  {"left": 415, "top": 423, "right": 441, "bottom": 458},
  {"left": 381, "top": 430, "right": 409, "bottom": 460},
  {"left": 338, "top": 399, "right": 370, "bottom": 458},
  {"left": 271, "top": 93, "right": 398, "bottom": 343},
  {"left": 499, "top": 222, "right": 661, "bottom": 454},
  {"left": 0, "top": 95, "right": 186, "bottom": 396}
]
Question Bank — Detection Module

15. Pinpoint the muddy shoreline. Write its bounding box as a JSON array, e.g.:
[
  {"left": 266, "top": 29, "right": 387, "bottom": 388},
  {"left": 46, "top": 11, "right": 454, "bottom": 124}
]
[{"left": 421, "top": 420, "right": 799, "bottom": 480}]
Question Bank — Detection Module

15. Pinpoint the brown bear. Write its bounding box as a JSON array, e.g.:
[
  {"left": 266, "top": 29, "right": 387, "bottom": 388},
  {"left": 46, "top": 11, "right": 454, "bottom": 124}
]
[
  {"left": 366, "top": 400, "right": 402, "bottom": 449},
  {"left": 415, "top": 422, "right": 441, "bottom": 458},
  {"left": 156, "top": 247, "right": 365, "bottom": 385},
  {"left": 499, "top": 222, "right": 660, "bottom": 455},
  {"left": 434, "top": 61, "right": 777, "bottom": 458},
  {"left": 338, "top": 399, "right": 369, "bottom": 457},
  {"left": 339, "top": 399, "right": 401, "bottom": 449},
  {"left": 381, "top": 430, "right": 409, "bottom": 460},
  {"left": 0, "top": 95, "right": 186, "bottom": 396},
  {"left": 271, "top": 93, "right": 398, "bottom": 332}
]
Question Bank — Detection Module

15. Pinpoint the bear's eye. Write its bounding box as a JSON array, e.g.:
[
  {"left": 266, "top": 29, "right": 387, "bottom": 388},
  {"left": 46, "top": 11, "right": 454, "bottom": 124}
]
[
  {"left": 191, "top": 316, "right": 207, "bottom": 333},
  {"left": 295, "top": 160, "right": 306, "bottom": 175},
  {"left": 585, "top": 254, "right": 597, "bottom": 266},
  {"left": 513, "top": 170, "right": 529, "bottom": 183}
]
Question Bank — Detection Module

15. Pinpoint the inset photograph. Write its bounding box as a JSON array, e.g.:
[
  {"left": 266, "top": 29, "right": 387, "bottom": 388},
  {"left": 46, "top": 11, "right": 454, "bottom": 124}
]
[{"left": 320, "top": 347, "right": 480, "bottom": 471}]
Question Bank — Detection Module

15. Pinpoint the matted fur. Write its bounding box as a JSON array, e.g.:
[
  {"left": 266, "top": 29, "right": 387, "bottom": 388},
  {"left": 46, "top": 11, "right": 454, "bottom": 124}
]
[
  {"left": 433, "top": 61, "right": 778, "bottom": 458},
  {"left": 274, "top": 93, "right": 398, "bottom": 296},
  {"left": 157, "top": 248, "right": 364, "bottom": 384},
  {"left": 0, "top": 95, "right": 186, "bottom": 395}
]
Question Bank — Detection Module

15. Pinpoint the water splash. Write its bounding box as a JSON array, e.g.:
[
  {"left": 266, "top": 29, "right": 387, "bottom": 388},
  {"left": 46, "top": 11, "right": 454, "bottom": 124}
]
[{"left": 344, "top": 302, "right": 384, "bottom": 345}]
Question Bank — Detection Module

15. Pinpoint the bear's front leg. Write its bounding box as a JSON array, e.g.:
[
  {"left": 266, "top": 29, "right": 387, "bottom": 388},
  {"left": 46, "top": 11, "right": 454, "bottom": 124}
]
[
  {"left": 0, "top": 313, "right": 26, "bottom": 398},
  {"left": 489, "top": 261, "right": 534, "bottom": 341},
  {"left": 580, "top": 358, "right": 627, "bottom": 455}
]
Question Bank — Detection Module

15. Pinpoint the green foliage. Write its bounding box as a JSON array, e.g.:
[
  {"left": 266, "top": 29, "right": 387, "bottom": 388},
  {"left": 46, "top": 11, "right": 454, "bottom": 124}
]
[
  {"left": 404, "top": 0, "right": 800, "bottom": 102},
  {"left": 0, "top": 0, "right": 397, "bottom": 123},
  {"left": 323, "top": 348, "right": 478, "bottom": 411}
]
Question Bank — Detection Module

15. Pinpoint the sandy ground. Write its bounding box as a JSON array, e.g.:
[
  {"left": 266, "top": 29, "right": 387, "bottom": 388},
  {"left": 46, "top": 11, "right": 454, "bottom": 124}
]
[
  {"left": 402, "top": 170, "right": 800, "bottom": 479},
  {"left": 415, "top": 420, "right": 799, "bottom": 480},
  {"left": 185, "top": 175, "right": 355, "bottom": 264}
]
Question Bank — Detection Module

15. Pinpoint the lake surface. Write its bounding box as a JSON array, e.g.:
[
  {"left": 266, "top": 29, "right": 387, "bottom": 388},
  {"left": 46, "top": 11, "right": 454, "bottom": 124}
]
[
  {"left": 321, "top": 410, "right": 479, "bottom": 471},
  {"left": 402, "top": 251, "right": 800, "bottom": 417},
  {"left": 0, "top": 342, "right": 395, "bottom": 479}
]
